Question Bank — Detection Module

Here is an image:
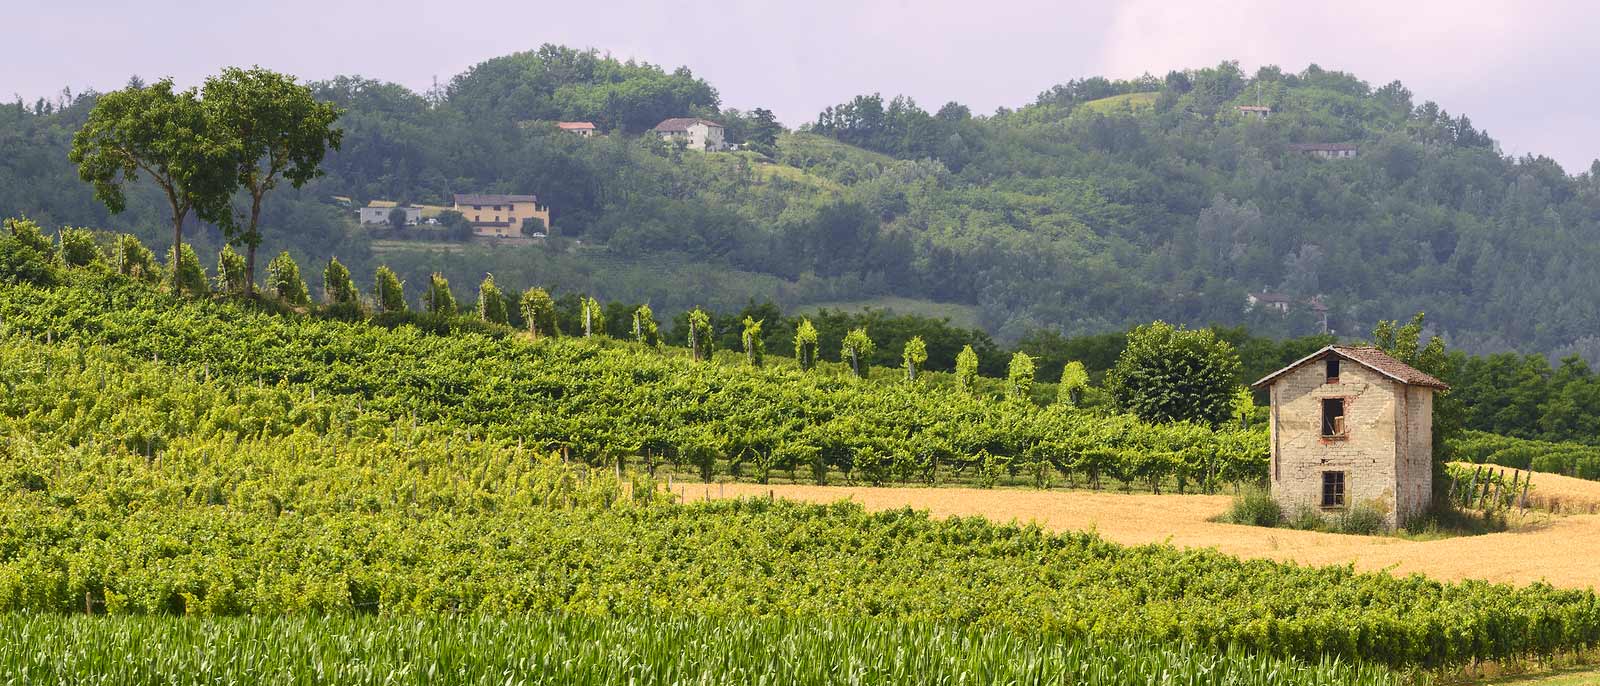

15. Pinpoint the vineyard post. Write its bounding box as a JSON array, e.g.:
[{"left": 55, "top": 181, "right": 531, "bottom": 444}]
[
  {"left": 1493, "top": 469, "right": 1505, "bottom": 510},
  {"left": 1520, "top": 473, "right": 1531, "bottom": 510},
  {"left": 1508, "top": 470, "right": 1521, "bottom": 510}
]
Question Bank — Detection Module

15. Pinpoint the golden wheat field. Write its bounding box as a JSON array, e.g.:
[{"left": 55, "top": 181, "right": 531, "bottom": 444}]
[{"left": 676, "top": 468, "right": 1600, "bottom": 591}]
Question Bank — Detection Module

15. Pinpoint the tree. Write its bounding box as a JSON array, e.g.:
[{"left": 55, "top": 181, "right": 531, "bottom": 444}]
[
  {"left": 1007, "top": 352, "right": 1036, "bottom": 400},
  {"left": 424, "top": 273, "right": 457, "bottom": 315},
  {"left": 742, "top": 316, "right": 765, "bottom": 367},
  {"left": 388, "top": 207, "right": 409, "bottom": 232},
  {"left": 1057, "top": 360, "right": 1089, "bottom": 405},
  {"left": 58, "top": 228, "right": 103, "bottom": 268},
  {"left": 216, "top": 244, "right": 248, "bottom": 295},
  {"left": 520, "top": 287, "right": 556, "bottom": 339},
  {"left": 842, "top": 327, "right": 876, "bottom": 379},
  {"left": 323, "top": 257, "right": 359, "bottom": 306},
  {"left": 632, "top": 304, "right": 659, "bottom": 346},
  {"left": 794, "top": 318, "right": 819, "bottom": 370},
  {"left": 70, "top": 78, "right": 238, "bottom": 291},
  {"left": 955, "top": 345, "right": 979, "bottom": 392},
  {"left": 1107, "top": 321, "right": 1241, "bottom": 426},
  {"left": 521, "top": 216, "right": 546, "bottom": 236},
  {"left": 203, "top": 67, "right": 342, "bottom": 295},
  {"left": 373, "top": 265, "right": 406, "bottom": 313},
  {"left": 113, "top": 234, "right": 161, "bottom": 284},
  {"left": 746, "top": 108, "right": 782, "bottom": 155},
  {"left": 173, "top": 243, "right": 209, "bottom": 297},
  {"left": 1373, "top": 312, "right": 1462, "bottom": 466},
  {"left": 903, "top": 335, "right": 928, "bottom": 381},
  {"left": 688, "top": 308, "right": 713, "bottom": 361},
  {"left": 266, "top": 251, "right": 310, "bottom": 305},
  {"left": 581, "top": 296, "right": 604, "bottom": 337},
  {"left": 477, "top": 274, "right": 508, "bottom": 324}
]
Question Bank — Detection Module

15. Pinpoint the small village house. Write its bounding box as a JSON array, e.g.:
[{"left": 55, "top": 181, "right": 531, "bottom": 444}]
[
  {"left": 452, "top": 193, "right": 551, "bottom": 238},
  {"left": 1245, "top": 291, "right": 1293, "bottom": 314},
  {"left": 558, "top": 121, "right": 598, "bottom": 137},
  {"left": 1252, "top": 345, "right": 1449, "bottom": 528},
  {"left": 1288, "top": 143, "right": 1359, "bottom": 159},
  {"left": 1236, "top": 105, "right": 1271, "bottom": 120},
  {"left": 652, "top": 117, "right": 727, "bottom": 151},
  {"left": 359, "top": 203, "right": 420, "bottom": 226}
]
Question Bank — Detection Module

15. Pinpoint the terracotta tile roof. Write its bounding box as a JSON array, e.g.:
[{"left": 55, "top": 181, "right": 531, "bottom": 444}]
[
  {"left": 557, "top": 121, "right": 596, "bottom": 130},
  {"left": 453, "top": 193, "right": 538, "bottom": 206},
  {"left": 1251, "top": 345, "right": 1449, "bottom": 391},
  {"left": 653, "top": 117, "right": 721, "bottom": 132}
]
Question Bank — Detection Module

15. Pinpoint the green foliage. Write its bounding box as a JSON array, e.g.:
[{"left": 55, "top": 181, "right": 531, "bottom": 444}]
[
  {"left": 688, "top": 308, "right": 713, "bottom": 361},
  {"left": 1109, "top": 322, "right": 1241, "bottom": 426},
  {"left": 955, "top": 345, "right": 978, "bottom": 393},
  {"left": 322, "top": 257, "right": 359, "bottom": 307},
  {"left": 373, "top": 265, "right": 406, "bottom": 314},
  {"left": 68, "top": 78, "right": 239, "bottom": 289},
  {"left": 173, "top": 243, "right": 209, "bottom": 297},
  {"left": 794, "top": 318, "right": 819, "bottom": 370},
  {"left": 1007, "top": 352, "right": 1036, "bottom": 399},
  {"left": 902, "top": 335, "right": 927, "bottom": 381},
  {"left": 112, "top": 234, "right": 161, "bottom": 284},
  {"left": 842, "top": 327, "right": 875, "bottom": 379},
  {"left": 4, "top": 217, "right": 53, "bottom": 257},
  {"left": 57, "top": 227, "right": 103, "bottom": 268},
  {"left": 215, "top": 245, "right": 249, "bottom": 295},
  {"left": 581, "top": 296, "right": 603, "bottom": 337},
  {"left": 1057, "top": 361, "right": 1089, "bottom": 405},
  {"left": 631, "top": 304, "right": 658, "bottom": 346},
  {"left": 477, "top": 274, "right": 509, "bottom": 325},
  {"left": 0, "top": 218, "right": 59, "bottom": 287},
  {"left": 265, "top": 251, "right": 310, "bottom": 306},
  {"left": 519, "top": 287, "right": 556, "bottom": 339},
  {"left": 423, "top": 272, "right": 457, "bottom": 316},
  {"left": 741, "top": 316, "right": 765, "bottom": 367},
  {"left": 1335, "top": 502, "right": 1389, "bottom": 536},
  {"left": 1224, "top": 485, "right": 1283, "bottom": 527},
  {"left": 1451, "top": 430, "right": 1600, "bottom": 481}
]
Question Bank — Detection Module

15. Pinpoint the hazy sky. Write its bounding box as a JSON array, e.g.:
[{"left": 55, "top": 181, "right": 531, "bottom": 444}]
[{"left": 9, "top": 0, "right": 1600, "bottom": 171}]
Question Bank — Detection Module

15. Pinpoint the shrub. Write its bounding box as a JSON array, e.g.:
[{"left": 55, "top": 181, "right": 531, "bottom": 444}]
[
  {"left": 216, "top": 245, "right": 249, "bottom": 295},
  {"left": 477, "top": 274, "right": 508, "bottom": 325},
  {"left": 113, "top": 235, "right": 161, "bottom": 284},
  {"left": 174, "top": 243, "right": 209, "bottom": 297},
  {"left": 0, "top": 234, "right": 57, "bottom": 287},
  {"left": 1335, "top": 501, "right": 1388, "bottom": 535},
  {"left": 323, "top": 257, "right": 360, "bottom": 307},
  {"left": 1224, "top": 485, "right": 1282, "bottom": 527},
  {"left": 423, "top": 273, "right": 456, "bottom": 316},
  {"left": 59, "top": 228, "right": 104, "bottom": 268},
  {"left": 373, "top": 266, "right": 406, "bottom": 314},
  {"left": 1285, "top": 503, "right": 1326, "bottom": 531},
  {"left": 266, "top": 252, "right": 311, "bottom": 306}
]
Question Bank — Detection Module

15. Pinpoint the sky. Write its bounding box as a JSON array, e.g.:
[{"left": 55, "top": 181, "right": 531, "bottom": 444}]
[{"left": 9, "top": 0, "right": 1600, "bottom": 172}]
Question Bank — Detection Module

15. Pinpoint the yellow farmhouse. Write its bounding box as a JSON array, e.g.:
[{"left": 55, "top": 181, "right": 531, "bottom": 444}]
[{"left": 452, "top": 193, "right": 551, "bottom": 238}]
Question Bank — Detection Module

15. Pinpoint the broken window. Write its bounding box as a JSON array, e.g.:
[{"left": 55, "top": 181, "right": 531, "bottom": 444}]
[
  {"left": 1321, "top": 398, "right": 1346, "bottom": 436},
  {"left": 1322, "top": 471, "right": 1346, "bottom": 508},
  {"left": 1325, "top": 358, "right": 1340, "bottom": 383}
]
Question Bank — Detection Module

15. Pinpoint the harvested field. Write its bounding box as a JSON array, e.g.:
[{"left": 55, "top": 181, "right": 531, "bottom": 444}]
[
  {"left": 676, "top": 475, "right": 1600, "bottom": 591},
  {"left": 1450, "top": 462, "right": 1600, "bottom": 514}
]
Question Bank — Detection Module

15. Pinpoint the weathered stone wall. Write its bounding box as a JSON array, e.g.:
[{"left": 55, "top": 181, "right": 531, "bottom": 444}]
[
  {"left": 1395, "top": 385, "right": 1435, "bottom": 521},
  {"left": 1269, "top": 359, "right": 1403, "bottom": 526}
]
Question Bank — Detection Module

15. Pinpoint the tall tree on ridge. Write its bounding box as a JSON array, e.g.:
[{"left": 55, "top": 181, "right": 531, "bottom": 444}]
[
  {"left": 203, "top": 67, "right": 343, "bottom": 295},
  {"left": 70, "top": 78, "right": 238, "bottom": 291}
]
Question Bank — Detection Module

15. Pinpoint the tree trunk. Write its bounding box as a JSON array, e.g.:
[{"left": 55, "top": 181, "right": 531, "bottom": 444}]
[
  {"left": 245, "top": 193, "right": 263, "bottom": 296},
  {"left": 171, "top": 207, "right": 185, "bottom": 293}
]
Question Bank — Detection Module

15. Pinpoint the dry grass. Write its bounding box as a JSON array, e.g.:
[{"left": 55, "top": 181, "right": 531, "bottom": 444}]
[
  {"left": 1451, "top": 462, "right": 1600, "bottom": 515},
  {"left": 675, "top": 477, "right": 1600, "bottom": 591}
]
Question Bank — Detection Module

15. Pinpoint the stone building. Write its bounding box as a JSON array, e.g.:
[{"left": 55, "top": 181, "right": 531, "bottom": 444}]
[{"left": 1251, "top": 345, "right": 1449, "bottom": 528}]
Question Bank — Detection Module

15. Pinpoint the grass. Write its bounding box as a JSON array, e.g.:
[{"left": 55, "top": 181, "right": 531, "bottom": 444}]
[
  {"left": 797, "top": 295, "right": 984, "bottom": 329},
  {"left": 1080, "top": 92, "right": 1160, "bottom": 114},
  {"left": 0, "top": 613, "right": 1403, "bottom": 686}
]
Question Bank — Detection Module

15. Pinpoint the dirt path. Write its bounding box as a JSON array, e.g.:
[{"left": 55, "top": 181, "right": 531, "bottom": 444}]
[{"left": 676, "top": 477, "right": 1600, "bottom": 590}]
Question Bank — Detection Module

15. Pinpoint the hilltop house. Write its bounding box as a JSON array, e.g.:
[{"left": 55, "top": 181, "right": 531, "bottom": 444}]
[
  {"left": 1252, "top": 345, "right": 1449, "bottom": 528},
  {"left": 653, "top": 117, "right": 727, "bottom": 151},
  {"left": 359, "top": 203, "right": 420, "bottom": 226},
  {"left": 451, "top": 194, "right": 551, "bottom": 238},
  {"left": 1246, "top": 291, "right": 1293, "bottom": 314},
  {"left": 1236, "top": 105, "right": 1271, "bottom": 120},
  {"left": 558, "top": 121, "right": 597, "bottom": 137},
  {"left": 1289, "top": 143, "right": 1359, "bottom": 159}
]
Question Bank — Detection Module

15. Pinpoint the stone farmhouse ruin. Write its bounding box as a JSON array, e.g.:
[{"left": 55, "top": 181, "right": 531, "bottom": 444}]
[{"left": 1251, "top": 345, "right": 1449, "bottom": 528}]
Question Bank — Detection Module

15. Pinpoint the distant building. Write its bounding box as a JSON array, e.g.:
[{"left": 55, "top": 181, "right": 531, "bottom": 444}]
[
  {"left": 451, "top": 193, "right": 551, "bottom": 238},
  {"left": 1288, "top": 143, "right": 1359, "bottom": 159},
  {"left": 557, "top": 121, "right": 598, "bottom": 138},
  {"left": 1246, "top": 291, "right": 1294, "bottom": 314},
  {"left": 1236, "top": 105, "right": 1271, "bottom": 120},
  {"left": 359, "top": 203, "right": 420, "bottom": 226},
  {"left": 652, "top": 117, "right": 727, "bottom": 151},
  {"left": 1252, "top": 345, "right": 1449, "bottom": 529}
]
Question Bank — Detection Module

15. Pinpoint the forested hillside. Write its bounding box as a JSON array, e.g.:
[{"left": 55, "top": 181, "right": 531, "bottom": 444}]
[{"left": 6, "top": 48, "right": 1600, "bottom": 357}]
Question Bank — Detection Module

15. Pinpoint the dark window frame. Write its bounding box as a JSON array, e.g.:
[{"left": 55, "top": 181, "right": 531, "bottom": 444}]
[
  {"left": 1325, "top": 358, "right": 1340, "bottom": 383},
  {"left": 1321, "top": 398, "right": 1346, "bottom": 437},
  {"left": 1322, "top": 471, "right": 1346, "bottom": 508}
]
